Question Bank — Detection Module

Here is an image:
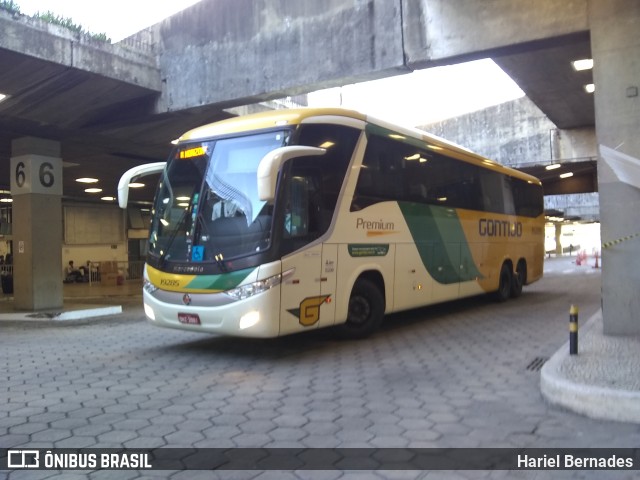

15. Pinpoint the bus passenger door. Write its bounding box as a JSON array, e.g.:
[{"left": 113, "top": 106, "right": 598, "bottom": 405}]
[
  {"left": 278, "top": 174, "right": 325, "bottom": 335},
  {"left": 318, "top": 244, "right": 337, "bottom": 328},
  {"left": 280, "top": 245, "right": 323, "bottom": 335}
]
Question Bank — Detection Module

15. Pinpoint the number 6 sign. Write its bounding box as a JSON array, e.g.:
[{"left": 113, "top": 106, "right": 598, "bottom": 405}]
[{"left": 10, "top": 155, "right": 62, "bottom": 196}]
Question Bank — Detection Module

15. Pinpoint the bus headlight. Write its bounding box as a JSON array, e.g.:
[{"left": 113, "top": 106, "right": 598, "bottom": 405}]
[
  {"left": 239, "top": 311, "right": 260, "bottom": 330},
  {"left": 144, "top": 303, "right": 156, "bottom": 321},
  {"left": 143, "top": 277, "right": 158, "bottom": 294},
  {"left": 225, "top": 269, "right": 293, "bottom": 301}
]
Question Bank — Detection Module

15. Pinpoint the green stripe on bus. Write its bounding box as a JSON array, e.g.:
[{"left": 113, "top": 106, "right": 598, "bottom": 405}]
[
  {"left": 399, "top": 202, "right": 481, "bottom": 284},
  {"left": 186, "top": 267, "right": 255, "bottom": 291}
]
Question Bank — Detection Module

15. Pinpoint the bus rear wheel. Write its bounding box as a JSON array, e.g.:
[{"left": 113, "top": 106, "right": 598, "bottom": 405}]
[
  {"left": 511, "top": 260, "right": 526, "bottom": 298},
  {"left": 336, "top": 278, "right": 384, "bottom": 338},
  {"left": 494, "top": 263, "right": 512, "bottom": 302}
]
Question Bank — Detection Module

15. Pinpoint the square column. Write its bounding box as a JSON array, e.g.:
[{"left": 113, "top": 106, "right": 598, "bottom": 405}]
[
  {"left": 591, "top": 0, "right": 640, "bottom": 334},
  {"left": 10, "top": 137, "right": 63, "bottom": 311}
]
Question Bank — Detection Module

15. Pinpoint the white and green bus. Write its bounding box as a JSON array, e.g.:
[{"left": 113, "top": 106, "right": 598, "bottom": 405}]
[{"left": 118, "top": 108, "right": 544, "bottom": 338}]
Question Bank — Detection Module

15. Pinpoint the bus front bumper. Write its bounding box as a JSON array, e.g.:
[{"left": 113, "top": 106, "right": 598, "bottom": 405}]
[{"left": 142, "top": 287, "right": 281, "bottom": 338}]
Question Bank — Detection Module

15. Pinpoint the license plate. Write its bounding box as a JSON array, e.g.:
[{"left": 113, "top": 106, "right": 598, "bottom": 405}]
[{"left": 178, "top": 313, "right": 201, "bottom": 325}]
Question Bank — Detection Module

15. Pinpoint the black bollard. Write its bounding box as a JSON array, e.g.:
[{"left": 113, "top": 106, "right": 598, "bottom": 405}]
[{"left": 569, "top": 304, "right": 578, "bottom": 355}]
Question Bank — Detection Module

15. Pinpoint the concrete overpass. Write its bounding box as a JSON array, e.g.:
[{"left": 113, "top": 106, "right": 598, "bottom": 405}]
[{"left": 0, "top": 0, "right": 638, "bottom": 335}]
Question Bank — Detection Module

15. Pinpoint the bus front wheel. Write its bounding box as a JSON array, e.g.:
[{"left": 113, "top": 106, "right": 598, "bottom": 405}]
[
  {"left": 337, "top": 278, "right": 384, "bottom": 338},
  {"left": 494, "top": 263, "right": 512, "bottom": 302}
]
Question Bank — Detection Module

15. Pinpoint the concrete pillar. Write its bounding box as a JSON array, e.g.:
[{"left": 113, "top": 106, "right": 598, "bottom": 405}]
[
  {"left": 10, "top": 137, "right": 63, "bottom": 310},
  {"left": 555, "top": 223, "right": 563, "bottom": 256},
  {"left": 590, "top": 0, "right": 640, "bottom": 335}
]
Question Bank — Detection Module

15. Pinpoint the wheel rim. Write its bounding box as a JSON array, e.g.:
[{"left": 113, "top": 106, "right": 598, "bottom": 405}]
[
  {"left": 515, "top": 271, "right": 523, "bottom": 288},
  {"left": 348, "top": 295, "right": 371, "bottom": 326}
]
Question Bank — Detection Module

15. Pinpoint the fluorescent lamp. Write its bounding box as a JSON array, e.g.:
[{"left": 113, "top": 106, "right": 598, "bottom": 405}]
[
  {"left": 85, "top": 188, "right": 103, "bottom": 193},
  {"left": 128, "top": 182, "right": 145, "bottom": 188},
  {"left": 101, "top": 196, "right": 116, "bottom": 201},
  {"left": 572, "top": 59, "right": 593, "bottom": 71},
  {"left": 560, "top": 172, "right": 574, "bottom": 179},
  {"left": 584, "top": 84, "right": 595, "bottom": 94},
  {"left": 545, "top": 164, "right": 561, "bottom": 170},
  {"left": 76, "top": 177, "right": 99, "bottom": 183},
  {"left": 0, "top": 93, "right": 7, "bottom": 103}
]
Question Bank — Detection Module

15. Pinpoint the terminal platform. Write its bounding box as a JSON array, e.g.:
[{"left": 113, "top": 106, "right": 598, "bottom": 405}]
[{"left": 0, "top": 279, "right": 140, "bottom": 321}]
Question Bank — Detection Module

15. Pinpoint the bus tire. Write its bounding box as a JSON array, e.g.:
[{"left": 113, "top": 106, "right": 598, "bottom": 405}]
[
  {"left": 494, "top": 263, "right": 512, "bottom": 302},
  {"left": 336, "top": 278, "right": 384, "bottom": 338},
  {"left": 511, "top": 260, "right": 526, "bottom": 298}
]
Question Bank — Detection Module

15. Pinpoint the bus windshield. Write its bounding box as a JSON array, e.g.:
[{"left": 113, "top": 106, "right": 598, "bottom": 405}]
[{"left": 149, "top": 130, "right": 288, "bottom": 263}]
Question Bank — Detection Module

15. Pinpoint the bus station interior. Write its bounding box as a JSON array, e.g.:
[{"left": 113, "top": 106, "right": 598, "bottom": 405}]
[
  {"left": 0, "top": 1, "right": 638, "bottom": 332},
  {"left": 2, "top": 1, "right": 640, "bottom": 465}
]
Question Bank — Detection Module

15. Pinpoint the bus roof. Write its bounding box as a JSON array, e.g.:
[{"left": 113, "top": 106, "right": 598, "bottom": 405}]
[{"left": 178, "top": 107, "right": 541, "bottom": 186}]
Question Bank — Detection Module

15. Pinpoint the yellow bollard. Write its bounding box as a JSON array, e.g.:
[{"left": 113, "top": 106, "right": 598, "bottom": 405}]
[{"left": 569, "top": 304, "right": 579, "bottom": 355}]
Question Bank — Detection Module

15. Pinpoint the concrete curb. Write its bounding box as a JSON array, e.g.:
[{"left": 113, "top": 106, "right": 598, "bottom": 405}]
[{"left": 541, "top": 310, "right": 640, "bottom": 424}]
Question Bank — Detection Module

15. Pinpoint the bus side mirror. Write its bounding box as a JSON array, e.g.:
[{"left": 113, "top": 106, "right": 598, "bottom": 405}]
[
  {"left": 257, "top": 146, "right": 326, "bottom": 202},
  {"left": 117, "top": 162, "right": 166, "bottom": 208}
]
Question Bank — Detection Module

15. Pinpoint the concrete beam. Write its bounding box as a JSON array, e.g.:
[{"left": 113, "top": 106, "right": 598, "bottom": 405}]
[
  {"left": 155, "top": 0, "right": 407, "bottom": 112},
  {"left": 0, "top": 11, "right": 161, "bottom": 91},
  {"left": 403, "top": 0, "right": 589, "bottom": 68},
  {"left": 154, "top": 0, "right": 589, "bottom": 113}
]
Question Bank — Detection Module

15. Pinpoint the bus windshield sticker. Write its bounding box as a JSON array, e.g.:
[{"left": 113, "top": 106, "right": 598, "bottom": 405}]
[
  {"left": 191, "top": 245, "right": 204, "bottom": 262},
  {"left": 348, "top": 244, "right": 389, "bottom": 257}
]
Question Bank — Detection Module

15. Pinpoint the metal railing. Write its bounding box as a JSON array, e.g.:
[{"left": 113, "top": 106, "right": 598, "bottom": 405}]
[
  {"left": 69, "top": 261, "right": 146, "bottom": 285},
  {"left": 2, "top": 262, "right": 146, "bottom": 285}
]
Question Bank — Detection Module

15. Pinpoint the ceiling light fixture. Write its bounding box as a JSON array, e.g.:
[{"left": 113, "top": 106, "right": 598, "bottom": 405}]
[
  {"left": 0, "top": 93, "right": 7, "bottom": 103},
  {"left": 545, "top": 164, "right": 561, "bottom": 170},
  {"left": 572, "top": 59, "right": 594, "bottom": 71},
  {"left": 560, "top": 172, "right": 574, "bottom": 179},
  {"left": 101, "top": 196, "right": 116, "bottom": 201},
  {"left": 76, "top": 177, "right": 99, "bottom": 183},
  {"left": 84, "top": 188, "right": 103, "bottom": 193},
  {"left": 584, "top": 84, "right": 595, "bottom": 94},
  {"left": 128, "top": 182, "right": 145, "bottom": 188}
]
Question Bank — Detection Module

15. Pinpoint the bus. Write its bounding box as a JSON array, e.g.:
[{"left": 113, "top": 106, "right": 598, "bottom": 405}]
[{"left": 118, "top": 108, "right": 544, "bottom": 338}]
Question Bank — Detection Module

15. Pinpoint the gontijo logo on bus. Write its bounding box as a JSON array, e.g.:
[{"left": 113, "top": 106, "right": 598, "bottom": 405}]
[
  {"left": 356, "top": 217, "right": 397, "bottom": 237},
  {"left": 478, "top": 218, "right": 523, "bottom": 237}
]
